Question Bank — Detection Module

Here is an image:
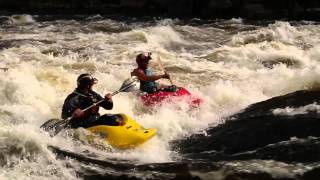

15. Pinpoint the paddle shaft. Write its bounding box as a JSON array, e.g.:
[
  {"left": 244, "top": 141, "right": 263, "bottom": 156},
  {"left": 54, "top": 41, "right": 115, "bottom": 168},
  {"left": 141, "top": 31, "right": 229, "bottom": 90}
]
[
  {"left": 44, "top": 79, "right": 137, "bottom": 135},
  {"left": 157, "top": 56, "right": 174, "bottom": 85},
  {"left": 77, "top": 81, "right": 136, "bottom": 115},
  {"left": 81, "top": 81, "right": 134, "bottom": 112}
]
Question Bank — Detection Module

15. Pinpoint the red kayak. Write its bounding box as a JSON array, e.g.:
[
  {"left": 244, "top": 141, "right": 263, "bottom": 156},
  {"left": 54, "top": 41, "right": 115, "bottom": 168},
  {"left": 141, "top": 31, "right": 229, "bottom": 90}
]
[{"left": 140, "top": 87, "right": 202, "bottom": 107}]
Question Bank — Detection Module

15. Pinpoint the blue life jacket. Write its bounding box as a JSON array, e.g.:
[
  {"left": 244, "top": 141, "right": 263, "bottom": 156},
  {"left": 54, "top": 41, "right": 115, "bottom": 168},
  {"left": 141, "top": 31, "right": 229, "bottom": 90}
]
[{"left": 140, "top": 69, "right": 158, "bottom": 93}]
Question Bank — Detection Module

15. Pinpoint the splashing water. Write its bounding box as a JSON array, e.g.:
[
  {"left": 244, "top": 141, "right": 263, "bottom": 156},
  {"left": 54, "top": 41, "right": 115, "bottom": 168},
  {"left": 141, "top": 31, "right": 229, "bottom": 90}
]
[{"left": 1, "top": 14, "right": 320, "bottom": 179}]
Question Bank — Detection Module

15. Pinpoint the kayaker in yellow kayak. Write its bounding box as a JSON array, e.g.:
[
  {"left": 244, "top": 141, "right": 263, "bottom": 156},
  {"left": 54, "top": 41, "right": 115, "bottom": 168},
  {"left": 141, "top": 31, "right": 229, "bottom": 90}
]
[
  {"left": 61, "top": 73, "right": 124, "bottom": 129},
  {"left": 131, "top": 52, "right": 177, "bottom": 94}
]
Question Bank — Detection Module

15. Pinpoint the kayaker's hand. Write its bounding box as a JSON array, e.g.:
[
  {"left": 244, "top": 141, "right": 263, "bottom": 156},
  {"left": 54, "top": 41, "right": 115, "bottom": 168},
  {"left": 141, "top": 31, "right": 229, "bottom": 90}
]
[
  {"left": 72, "top": 108, "right": 85, "bottom": 118},
  {"left": 162, "top": 72, "right": 170, "bottom": 79},
  {"left": 104, "top": 93, "right": 112, "bottom": 102},
  {"left": 169, "top": 85, "right": 178, "bottom": 92}
]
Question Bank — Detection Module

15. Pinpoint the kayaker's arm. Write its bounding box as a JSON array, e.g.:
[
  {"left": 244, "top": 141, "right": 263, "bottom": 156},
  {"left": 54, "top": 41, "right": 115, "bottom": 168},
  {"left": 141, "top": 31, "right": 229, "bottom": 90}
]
[
  {"left": 100, "top": 100, "right": 113, "bottom": 110},
  {"left": 131, "top": 69, "right": 170, "bottom": 82},
  {"left": 63, "top": 96, "right": 87, "bottom": 119},
  {"left": 72, "top": 108, "right": 85, "bottom": 118},
  {"left": 96, "top": 93, "right": 113, "bottom": 110},
  {"left": 61, "top": 94, "right": 81, "bottom": 119}
]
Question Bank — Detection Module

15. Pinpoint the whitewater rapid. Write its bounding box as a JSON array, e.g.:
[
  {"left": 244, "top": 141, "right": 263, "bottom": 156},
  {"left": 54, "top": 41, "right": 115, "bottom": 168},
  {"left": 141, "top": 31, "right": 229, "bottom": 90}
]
[{"left": 1, "top": 15, "right": 320, "bottom": 179}]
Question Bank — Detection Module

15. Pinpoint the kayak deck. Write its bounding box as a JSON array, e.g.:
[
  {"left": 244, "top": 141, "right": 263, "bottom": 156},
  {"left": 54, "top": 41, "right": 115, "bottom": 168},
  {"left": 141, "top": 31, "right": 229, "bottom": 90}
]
[
  {"left": 141, "top": 87, "right": 202, "bottom": 107},
  {"left": 86, "top": 114, "right": 157, "bottom": 149}
]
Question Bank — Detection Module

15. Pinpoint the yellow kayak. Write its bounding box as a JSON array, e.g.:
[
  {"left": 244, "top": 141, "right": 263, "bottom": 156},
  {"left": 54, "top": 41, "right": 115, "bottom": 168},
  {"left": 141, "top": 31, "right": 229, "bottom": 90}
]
[{"left": 86, "top": 114, "right": 157, "bottom": 149}]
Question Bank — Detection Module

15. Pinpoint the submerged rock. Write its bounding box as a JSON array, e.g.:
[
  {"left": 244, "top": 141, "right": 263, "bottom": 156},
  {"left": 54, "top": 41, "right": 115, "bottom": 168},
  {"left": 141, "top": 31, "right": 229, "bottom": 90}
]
[{"left": 173, "top": 90, "right": 320, "bottom": 162}]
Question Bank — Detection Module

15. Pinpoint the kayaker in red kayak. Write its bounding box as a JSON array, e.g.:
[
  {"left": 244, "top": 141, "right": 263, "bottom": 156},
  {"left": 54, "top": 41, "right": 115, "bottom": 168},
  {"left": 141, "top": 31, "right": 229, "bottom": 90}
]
[{"left": 131, "top": 52, "right": 177, "bottom": 94}]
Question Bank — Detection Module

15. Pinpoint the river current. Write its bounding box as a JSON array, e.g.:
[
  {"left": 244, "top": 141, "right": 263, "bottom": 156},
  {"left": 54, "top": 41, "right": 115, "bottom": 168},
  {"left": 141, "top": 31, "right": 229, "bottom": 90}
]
[{"left": 1, "top": 15, "right": 320, "bottom": 180}]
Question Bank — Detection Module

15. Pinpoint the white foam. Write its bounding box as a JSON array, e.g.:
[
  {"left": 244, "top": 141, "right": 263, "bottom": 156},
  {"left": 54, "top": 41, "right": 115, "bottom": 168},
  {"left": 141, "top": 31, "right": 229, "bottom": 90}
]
[
  {"left": 231, "top": 21, "right": 306, "bottom": 45},
  {"left": 273, "top": 103, "right": 320, "bottom": 116},
  {"left": 0, "top": 125, "right": 76, "bottom": 180},
  {"left": 7, "top": 14, "right": 35, "bottom": 25},
  {"left": 1, "top": 17, "right": 320, "bottom": 178}
]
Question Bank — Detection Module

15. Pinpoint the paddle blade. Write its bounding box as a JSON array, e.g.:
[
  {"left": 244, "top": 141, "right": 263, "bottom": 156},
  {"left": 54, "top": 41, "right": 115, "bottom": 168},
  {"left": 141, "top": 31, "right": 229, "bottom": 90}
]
[
  {"left": 122, "top": 83, "right": 138, "bottom": 92},
  {"left": 120, "top": 77, "right": 139, "bottom": 92},
  {"left": 40, "top": 119, "right": 60, "bottom": 131},
  {"left": 40, "top": 118, "right": 68, "bottom": 137}
]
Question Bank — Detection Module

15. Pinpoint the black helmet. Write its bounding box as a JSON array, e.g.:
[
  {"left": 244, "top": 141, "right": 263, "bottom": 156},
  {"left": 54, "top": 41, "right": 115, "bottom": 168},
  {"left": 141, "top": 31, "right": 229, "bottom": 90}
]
[
  {"left": 77, "top": 73, "right": 97, "bottom": 86},
  {"left": 136, "top": 52, "right": 152, "bottom": 64}
]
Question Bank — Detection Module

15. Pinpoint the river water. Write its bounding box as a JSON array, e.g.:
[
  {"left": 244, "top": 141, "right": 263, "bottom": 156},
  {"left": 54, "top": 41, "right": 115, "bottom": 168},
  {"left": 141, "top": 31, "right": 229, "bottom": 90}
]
[{"left": 1, "top": 15, "right": 320, "bottom": 180}]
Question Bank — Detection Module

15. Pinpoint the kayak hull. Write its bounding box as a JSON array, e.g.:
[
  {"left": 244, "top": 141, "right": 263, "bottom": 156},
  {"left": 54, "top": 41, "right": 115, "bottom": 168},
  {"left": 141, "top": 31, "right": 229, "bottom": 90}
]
[
  {"left": 86, "top": 114, "right": 157, "bottom": 149},
  {"left": 141, "top": 87, "right": 202, "bottom": 107}
]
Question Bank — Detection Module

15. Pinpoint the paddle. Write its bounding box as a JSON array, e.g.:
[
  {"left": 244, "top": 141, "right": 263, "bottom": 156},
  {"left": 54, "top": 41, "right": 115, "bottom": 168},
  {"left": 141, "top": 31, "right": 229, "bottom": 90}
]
[
  {"left": 40, "top": 77, "right": 138, "bottom": 137},
  {"left": 157, "top": 56, "right": 174, "bottom": 85}
]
